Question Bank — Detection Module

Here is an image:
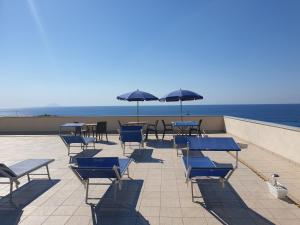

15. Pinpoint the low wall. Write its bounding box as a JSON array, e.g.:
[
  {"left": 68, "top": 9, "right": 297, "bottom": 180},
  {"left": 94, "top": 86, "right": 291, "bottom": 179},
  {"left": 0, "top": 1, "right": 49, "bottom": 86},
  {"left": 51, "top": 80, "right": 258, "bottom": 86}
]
[
  {"left": 224, "top": 116, "right": 300, "bottom": 164},
  {"left": 0, "top": 115, "right": 225, "bottom": 134}
]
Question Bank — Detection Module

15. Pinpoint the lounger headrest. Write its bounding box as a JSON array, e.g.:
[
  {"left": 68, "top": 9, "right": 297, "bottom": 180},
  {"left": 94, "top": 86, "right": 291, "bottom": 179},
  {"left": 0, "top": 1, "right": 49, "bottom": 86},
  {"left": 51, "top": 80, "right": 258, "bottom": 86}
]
[{"left": 0, "top": 163, "right": 17, "bottom": 178}]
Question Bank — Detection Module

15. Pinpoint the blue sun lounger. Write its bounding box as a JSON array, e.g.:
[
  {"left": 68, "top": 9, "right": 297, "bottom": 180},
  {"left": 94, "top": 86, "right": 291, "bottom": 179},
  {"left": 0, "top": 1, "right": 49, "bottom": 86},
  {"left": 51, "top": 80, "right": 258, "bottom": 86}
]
[
  {"left": 173, "top": 135, "right": 198, "bottom": 156},
  {"left": 0, "top": 159, "right": 54, "bottom": 203},
  {"left": 119, "top": 126, "right": 144, "bottom": 155},
  {"left": 60, "top": 135, "right": 96, "bottom": 155},
  {"left": 71, "top": 157, "right": 132, "bottom": 203},
  {"left": 182, "top": 156, "right": 233, "bottom": 202}
]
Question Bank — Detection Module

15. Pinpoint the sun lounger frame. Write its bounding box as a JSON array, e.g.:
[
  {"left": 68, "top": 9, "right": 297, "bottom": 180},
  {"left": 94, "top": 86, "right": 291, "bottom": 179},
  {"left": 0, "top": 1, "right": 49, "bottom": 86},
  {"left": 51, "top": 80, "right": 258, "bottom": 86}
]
[
  {"left": 60, "top": 135, "right": 96, "bottom": 155},
  {"left": 119, "top": 127, "right": 144, "bottom": 155},
  {"left": 0, "top": 159, "right": 54, "bottom": 203},
  {"left": 182, "top": 156, "right": 233, "bottom": 202},
  {"left": 71, "top": 157, "right": 132, "bottom": 203}
]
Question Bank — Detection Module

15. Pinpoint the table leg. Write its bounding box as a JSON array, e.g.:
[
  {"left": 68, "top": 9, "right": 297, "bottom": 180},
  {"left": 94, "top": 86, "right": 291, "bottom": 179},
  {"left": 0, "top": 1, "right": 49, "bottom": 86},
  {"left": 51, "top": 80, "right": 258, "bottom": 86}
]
[{"left": 236, "top": 151, "right": 239, "bottom": 168}]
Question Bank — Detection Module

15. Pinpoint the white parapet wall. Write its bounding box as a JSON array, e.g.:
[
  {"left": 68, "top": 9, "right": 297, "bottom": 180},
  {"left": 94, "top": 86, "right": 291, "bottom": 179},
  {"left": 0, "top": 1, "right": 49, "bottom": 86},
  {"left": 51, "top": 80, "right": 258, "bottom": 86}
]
[
  {"left": 0, "top": 115, "right": 225, "bottom": 134},
  {"left": 224, "top": 116, "right": 300, "bottom": 165}
]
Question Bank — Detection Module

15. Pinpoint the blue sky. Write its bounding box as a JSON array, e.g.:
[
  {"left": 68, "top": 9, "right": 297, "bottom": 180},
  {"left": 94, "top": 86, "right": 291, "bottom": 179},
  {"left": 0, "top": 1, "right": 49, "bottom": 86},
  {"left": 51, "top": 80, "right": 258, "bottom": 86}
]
[{"left": 0, "top": 0, "right": 299, "bottom": 107}]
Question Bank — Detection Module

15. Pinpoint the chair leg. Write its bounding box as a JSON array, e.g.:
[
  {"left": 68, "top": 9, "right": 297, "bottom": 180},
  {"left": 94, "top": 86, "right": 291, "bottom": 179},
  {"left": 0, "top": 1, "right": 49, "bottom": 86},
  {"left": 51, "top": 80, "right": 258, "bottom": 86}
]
[
  {"left": 122, "top": 143, "right": 125, "bottom": 155},
  {"left": 9, "top": 181, "right": 13, "bottom": 202},
  {"left": 155, "top": 130, "right": 158, "bottom": 140},
  {"left": 191, "top": 181, "right": 194, "bottom": 202},
  {"left": 145, "top": 130, "right": 149, "bottom": 140},
  {"left": 46, "top": 165, "right": 51, "bottom": 180},
  {"left": 27, "top": 174, "right": 30, "bottom": 182},
  {"left": 113, "top": 182, "right": 117, "bottom": 201},
  {"left": 162, "top": 130, "right": 165, "bottom": 140},
  {"left": 106, "top": 133, "right": 108, "bottom": 141},
  {"left": 85, "top": 179, "right": 89, "bottom": 203}
]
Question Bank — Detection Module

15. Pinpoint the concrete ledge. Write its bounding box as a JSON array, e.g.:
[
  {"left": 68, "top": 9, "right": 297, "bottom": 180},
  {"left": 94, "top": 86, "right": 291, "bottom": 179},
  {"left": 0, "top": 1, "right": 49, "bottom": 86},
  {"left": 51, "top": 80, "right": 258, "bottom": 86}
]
[
  {"left": 0, "top": 115, "right": 225, "bottom": 134},
  {"left": 224, "top": 116, "right": 300, "bottom": 164},
  {"left": 225, "top": 116, "right": 300, "bottom": 132}
]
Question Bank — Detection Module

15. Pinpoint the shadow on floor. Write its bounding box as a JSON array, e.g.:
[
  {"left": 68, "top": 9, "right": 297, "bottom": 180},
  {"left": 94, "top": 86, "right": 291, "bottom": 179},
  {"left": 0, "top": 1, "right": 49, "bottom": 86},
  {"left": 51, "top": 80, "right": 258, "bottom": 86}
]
[
  {"left": 237, "top": 142, "right": 248, "bottom": 149},
  {"left": 130, "top": 149, "right": 164, "bottom": 163},
  {"left": 70, "top": 149, "right": 102, "bottom": 164},
  {"left": 0, "top": 179, "right": 59, "bottom": 225},
  {"left": 146, "top": 139, "right": 174, "bottom": 149},
  {"left": 90, "top": 180, "right": 148, "bottom": 225},
  {"left": 196, "top": 179, "right": 275, "bottom": 225},
  {"left": 181, "top": 149, "right": 204, "bottom": 157},
  {"left": 95, "top": 140, "right": 117, "bottom": 145}
]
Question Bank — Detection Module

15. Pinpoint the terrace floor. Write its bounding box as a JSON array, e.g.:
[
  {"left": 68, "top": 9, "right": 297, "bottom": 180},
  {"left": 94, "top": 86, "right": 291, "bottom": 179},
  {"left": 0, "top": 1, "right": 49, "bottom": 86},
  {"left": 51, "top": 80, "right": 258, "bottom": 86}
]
[{"left": 0, "top": 134, "right": 299, "bottom": 225}]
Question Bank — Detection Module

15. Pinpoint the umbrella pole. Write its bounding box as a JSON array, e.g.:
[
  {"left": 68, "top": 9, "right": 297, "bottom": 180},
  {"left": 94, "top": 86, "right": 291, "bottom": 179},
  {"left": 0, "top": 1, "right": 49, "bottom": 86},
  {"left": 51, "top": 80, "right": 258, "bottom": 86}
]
[
  {"left": 137, "top": 101, "right": 139, "bottom": 122},
  {"left": 180, "top": 100, "right": 183, "bottom": 121}
]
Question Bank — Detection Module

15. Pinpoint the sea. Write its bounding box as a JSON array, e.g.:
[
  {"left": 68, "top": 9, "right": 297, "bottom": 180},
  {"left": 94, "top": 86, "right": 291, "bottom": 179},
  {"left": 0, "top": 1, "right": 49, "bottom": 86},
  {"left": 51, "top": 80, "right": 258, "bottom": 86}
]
[{"left": 0, "top": 104, "right": 300, "bottom": 128}]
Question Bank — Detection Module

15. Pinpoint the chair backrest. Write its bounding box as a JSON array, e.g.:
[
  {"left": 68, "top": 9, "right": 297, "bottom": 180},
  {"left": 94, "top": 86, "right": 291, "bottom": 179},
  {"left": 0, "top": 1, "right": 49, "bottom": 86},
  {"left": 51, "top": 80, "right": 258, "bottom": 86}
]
[
  {"left": 121, "top": 125, "right": 142, "bottom": 131},
  {"left": 118, "top": 120, "right": 124, "bottom": 127},
  {"left": 198, "top": 119, "right": 203, "bottom": 130},
  {"left": 0, "top": 163, "right": 17, "bottom": 178},
  {"left": 174, "top": 135, "right": 198, "bottom": 146},
  {"left": 96, "top": 121, "right": 107, "bottom": 133},
  {"left": 162, "top": 120, "right": 166, "bottom": 128},
  {"left": 73, "top": 121, "right": 82, "bottom": 133},
  {"left": 120, "top": 129, "right": 143, "bottom": 143},
  {"left": 174, "top": 135, "right": 189, "bottom": 146},
  {"left": 75, "top": 157, "right": 120, "bottom": 179}
]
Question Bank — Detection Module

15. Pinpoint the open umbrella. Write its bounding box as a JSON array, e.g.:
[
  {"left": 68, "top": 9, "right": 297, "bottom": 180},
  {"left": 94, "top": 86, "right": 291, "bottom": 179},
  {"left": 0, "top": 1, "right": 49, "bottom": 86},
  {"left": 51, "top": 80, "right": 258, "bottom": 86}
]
[
  {"left": 117, "top": 89, "right": 158, "bottom": 122},
  {"left": 159, "top": 89, "right": 203, "bottom": 121}
]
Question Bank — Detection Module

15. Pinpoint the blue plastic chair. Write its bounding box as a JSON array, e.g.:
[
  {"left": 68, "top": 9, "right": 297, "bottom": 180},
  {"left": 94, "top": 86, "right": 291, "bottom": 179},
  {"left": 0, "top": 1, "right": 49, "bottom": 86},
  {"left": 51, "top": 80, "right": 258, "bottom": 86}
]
[
  {"left": 182, "top": 156, "right": 233, "bottom": 202},
  {"left": 119, "top": 126, "right": 144, "bottom": 155},
  {"left": 71, "top": 157, "right": 132, "bottom": 203}
]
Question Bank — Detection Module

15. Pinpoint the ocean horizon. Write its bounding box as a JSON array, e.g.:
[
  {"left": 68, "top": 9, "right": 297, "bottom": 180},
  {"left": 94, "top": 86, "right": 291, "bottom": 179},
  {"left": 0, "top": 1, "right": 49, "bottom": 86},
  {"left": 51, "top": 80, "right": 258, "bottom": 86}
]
[{"left": 1, "top": 104, "right": 300, "bottom": 128}]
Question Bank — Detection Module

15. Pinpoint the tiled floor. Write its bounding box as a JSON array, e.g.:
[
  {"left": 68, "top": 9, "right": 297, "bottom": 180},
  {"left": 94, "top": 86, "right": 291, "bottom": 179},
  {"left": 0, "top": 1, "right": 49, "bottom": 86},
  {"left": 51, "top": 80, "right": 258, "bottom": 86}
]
[
  {"left": 0, "top": 134, "right": 299, "bottom": 225},
  {"left": 227, "top": 134, "right": 300, "bottom": 203}
]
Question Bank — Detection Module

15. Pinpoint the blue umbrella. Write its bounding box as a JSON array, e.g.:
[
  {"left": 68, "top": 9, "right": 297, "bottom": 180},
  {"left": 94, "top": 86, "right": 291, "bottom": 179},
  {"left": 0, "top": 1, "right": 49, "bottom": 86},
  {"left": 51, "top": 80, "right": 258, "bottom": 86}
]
[
  {"left": 117, "top": 89, "right": 158, "bottom": 121},
  {"left": 160, "top": 89, "right": 203, "bottom": 121}
]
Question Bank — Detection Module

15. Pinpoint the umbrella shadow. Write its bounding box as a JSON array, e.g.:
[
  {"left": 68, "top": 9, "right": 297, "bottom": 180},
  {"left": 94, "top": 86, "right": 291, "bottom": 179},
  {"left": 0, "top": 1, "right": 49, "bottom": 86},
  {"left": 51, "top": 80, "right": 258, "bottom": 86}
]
[
  {"left": 70, "top": 149, "right": 102, "bottom": 164},
  {"left": 89, "top": 179, "right": 149, "bottom": 225},
  {"left": 0, "top": 179, "right": 59, "bottom": 225},
  {"left": 195, "top": 179, "right": 275, "bottom": 225},
  {"left": 146, "top": 139, "right": 174, "bottom": 149},
  {"left": 130, "top": 149, "right": 164, "bottom": 163}
]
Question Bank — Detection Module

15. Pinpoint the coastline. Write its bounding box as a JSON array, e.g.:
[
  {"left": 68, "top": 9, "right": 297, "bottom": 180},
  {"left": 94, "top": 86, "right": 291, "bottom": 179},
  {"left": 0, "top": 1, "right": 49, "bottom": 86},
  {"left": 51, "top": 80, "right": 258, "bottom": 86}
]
[{"left": 0, "top": 104, "right": 299, "bottom": 128}]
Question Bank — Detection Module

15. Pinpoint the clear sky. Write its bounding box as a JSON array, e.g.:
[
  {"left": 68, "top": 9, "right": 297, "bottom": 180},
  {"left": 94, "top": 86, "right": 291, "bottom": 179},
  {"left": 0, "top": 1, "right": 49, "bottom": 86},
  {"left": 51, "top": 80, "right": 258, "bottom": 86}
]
[{"left": 0, "top": 0, "right": 299, "bottom": 107}]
